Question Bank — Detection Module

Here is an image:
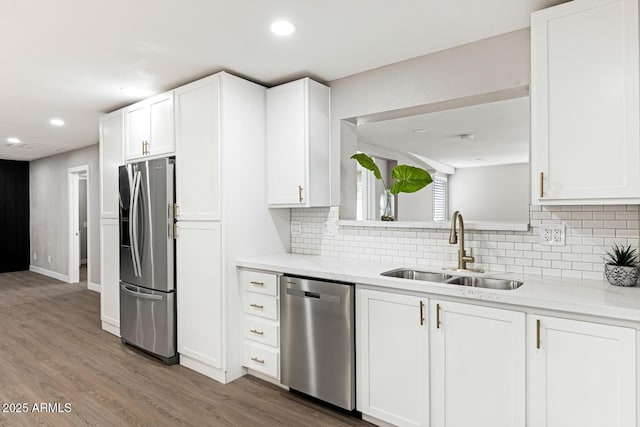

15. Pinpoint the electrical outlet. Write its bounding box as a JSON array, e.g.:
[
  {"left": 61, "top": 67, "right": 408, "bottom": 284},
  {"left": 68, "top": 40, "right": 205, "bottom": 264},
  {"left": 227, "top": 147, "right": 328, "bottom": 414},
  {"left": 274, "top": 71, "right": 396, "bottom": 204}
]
[
  {"left": 47, "top": 255, "right": 52, "bottom": 264},
  {"left": 540, "top": 224, "right": 565, "bottom": 245},
  {"left": 33, "top": 252, "right": 37, "bottom": 261},
  {"left": 291, "top": 221, "right": 302, "bottom": 236},
  {"left": 323, "top": 221, "right": 337, "bottom": 236}
]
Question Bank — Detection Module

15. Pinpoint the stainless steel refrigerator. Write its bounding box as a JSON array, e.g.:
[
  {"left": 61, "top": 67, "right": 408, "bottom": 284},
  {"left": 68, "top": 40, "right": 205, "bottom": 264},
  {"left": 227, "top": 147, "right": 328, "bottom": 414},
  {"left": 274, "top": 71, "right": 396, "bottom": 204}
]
[{"left": 118, "top": 157, "right": 178, "bottom": 365}]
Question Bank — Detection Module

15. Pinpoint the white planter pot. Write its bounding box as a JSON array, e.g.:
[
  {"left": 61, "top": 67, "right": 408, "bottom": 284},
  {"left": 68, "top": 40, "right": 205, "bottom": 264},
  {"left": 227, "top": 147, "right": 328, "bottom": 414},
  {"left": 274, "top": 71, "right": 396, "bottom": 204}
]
[{"left": 604, "top": 264, "right": 639, "bottom": 287}]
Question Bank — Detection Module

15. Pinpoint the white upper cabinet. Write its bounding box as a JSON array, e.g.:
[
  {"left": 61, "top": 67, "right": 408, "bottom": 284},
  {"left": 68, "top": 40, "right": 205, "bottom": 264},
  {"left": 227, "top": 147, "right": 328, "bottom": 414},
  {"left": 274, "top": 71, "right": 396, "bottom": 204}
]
[
  {"left": 174, "top": 75, "right": 221, "bottom": 221},
  {"left": 531, "top": 0, "right": 640, "bottom": 204},
  {"left": 98, "top": 109, "right": 123, "bottom": 218},
  {"left": 124, "top": 91, "right": 175, "bottom": 161},
  {"left": 267, "top": 78, "right": 331, "bottom": 207},
  {"left": 528, "top": 315, "right": 636, "bottom": 427}
]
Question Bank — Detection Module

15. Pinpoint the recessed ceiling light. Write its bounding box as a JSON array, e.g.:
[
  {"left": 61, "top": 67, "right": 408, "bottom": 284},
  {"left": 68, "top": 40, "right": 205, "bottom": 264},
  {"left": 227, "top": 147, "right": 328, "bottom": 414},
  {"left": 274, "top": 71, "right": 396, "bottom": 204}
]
[
  {"left": 270, "top": 20, "right": 296, "bottom": 36},
  {"left": 50, "top": 118, "right": 65, "bottom": 127},
  {"left": 7, "top": 137, "right": 21, "bottom": 144},
  {"left": 412, "top": 129, "right": 431, "bottom": 134}
]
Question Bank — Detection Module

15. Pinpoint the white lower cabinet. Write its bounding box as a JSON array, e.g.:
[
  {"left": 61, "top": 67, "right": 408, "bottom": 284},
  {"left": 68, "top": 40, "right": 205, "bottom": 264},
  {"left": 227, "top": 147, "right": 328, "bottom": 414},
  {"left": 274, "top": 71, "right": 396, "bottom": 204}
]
[
  {"left": 241, "top": 269, "right": 281, "bottom": 380},
  {"left": 357, "top": 288, "right": 638, "bottom": 427},
  {"left": 357, "top": 289, "right": 429, "bottom": 427},
  {"left": 528, "top": 315, "right": 636, "bottom": 427},
  {"left": 177, "top": 222, "right": 222, "bottom": 370},
  {"left": 431, "top": 300, "right": 525, "bottom": 427},
  {"left": 99, "top": 218, "right": 119, "bottom": 336}
]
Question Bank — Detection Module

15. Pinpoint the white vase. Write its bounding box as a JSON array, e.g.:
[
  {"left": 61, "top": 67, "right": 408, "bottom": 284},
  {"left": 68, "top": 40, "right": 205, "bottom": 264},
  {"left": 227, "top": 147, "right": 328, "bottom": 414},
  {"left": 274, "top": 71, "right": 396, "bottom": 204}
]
[{"left": 604, "top": 264, "right": 639, "bottom": 287}]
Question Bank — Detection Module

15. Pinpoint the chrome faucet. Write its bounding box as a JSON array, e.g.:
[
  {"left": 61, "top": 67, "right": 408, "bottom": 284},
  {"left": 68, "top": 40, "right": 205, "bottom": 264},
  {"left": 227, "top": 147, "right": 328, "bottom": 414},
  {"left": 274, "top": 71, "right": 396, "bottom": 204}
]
[{"left": 449, "top": 211, "right": 476, "bottom": 271}]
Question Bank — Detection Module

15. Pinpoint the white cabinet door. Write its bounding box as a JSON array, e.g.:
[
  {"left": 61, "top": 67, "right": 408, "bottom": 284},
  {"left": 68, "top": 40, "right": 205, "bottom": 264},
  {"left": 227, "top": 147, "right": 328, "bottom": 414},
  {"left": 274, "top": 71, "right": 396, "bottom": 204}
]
[
  {"left": 529, "top": 315, "right": 636, "bottom": 427},
  {"left": 266, "top": 78, "right": 330, "bottom": 207},
  {"left": 100, "top": 218, "right": 120, "bottom": 336},
  {"left": 99, "top": 109, "right": 123, "bottom": 218},
  {"left": 124, "top": 101, "right": 148, "bottom": 161},
  {"left": 124, "top": 91, "right": 175, "bottom": 161},
  {"left": 148, "top": 92, "right": 174, "bottom": 157},
  {"left": 531, "top": 0, "right": 640, "bottom": 204},
  {"left": 431, "top": 300, "right": 525, "bottom": 427},
  {"left": 176, "top": 221, "right": 222, "bottom": 369},
  {"left": 174, "top": 75, "right": 221, "bottom": 221},
  {"left": 357, "top": 289, "right": 429, "bottom": 427}
]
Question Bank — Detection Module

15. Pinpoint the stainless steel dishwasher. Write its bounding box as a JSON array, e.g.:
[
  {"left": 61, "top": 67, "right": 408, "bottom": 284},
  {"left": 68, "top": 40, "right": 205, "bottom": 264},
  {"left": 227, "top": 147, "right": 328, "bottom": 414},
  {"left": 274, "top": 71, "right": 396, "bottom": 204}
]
[{"left": 280, "top": 275, "right": 355, "bottom": 411}]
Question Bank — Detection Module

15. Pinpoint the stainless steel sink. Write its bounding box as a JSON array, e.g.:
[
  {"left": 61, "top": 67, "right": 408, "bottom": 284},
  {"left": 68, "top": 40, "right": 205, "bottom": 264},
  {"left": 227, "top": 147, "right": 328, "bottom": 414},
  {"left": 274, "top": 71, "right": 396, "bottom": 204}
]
[
  {"left": 381, "top": 268, "right": 454, "bottom": 282},
  {"left": 443, "top": 276, "right": 524, "bottom": 290},
  {"left": 380, "top": 268, "right": 524, "bottom": 290}
]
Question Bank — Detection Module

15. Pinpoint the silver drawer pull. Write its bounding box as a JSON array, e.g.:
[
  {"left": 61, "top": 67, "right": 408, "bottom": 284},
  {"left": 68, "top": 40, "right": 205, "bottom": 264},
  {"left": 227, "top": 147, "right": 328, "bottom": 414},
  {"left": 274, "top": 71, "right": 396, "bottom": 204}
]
[
  {"left": 249, "top": 304, "right": 264, "bottom": 309},
  {"left": 250, "top": 329, "right": 264, "bottom": 336},
  {"left": 250, "top": 281, "right": 264, "bottom": 286},
  {"left": 250, "top": 357, "right": 264, "bottom": 364}
]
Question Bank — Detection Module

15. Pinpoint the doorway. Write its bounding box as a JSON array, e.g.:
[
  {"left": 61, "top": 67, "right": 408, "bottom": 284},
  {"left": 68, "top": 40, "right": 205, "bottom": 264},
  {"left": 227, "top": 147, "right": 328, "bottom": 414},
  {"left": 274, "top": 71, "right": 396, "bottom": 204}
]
[{"left": 67, "top": 165, "right": 91, "bottom": 286}]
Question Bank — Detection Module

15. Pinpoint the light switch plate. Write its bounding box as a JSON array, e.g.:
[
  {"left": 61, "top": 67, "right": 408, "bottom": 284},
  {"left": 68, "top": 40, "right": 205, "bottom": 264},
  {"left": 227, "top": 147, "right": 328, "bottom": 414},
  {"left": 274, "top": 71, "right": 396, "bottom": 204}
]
[{"left": 540, "top": 223, "right": 565, "bottom": 245}]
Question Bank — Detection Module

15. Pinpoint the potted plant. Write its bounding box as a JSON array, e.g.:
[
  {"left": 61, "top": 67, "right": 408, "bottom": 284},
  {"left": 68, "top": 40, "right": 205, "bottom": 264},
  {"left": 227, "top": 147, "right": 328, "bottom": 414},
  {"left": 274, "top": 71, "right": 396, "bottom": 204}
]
[
  {"left": 351, "top": 152, "right": 433, "bottom": 221},
  {"left": 604, "top": 243, "right": 639, "bottom": 287}
]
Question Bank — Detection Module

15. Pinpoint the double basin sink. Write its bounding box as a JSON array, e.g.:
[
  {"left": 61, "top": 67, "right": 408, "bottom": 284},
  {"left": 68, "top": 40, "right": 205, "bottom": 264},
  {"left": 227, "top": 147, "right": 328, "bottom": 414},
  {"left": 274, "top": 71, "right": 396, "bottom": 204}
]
[{"left": 381, "top": 268, "right": 524, "bottom": 290}]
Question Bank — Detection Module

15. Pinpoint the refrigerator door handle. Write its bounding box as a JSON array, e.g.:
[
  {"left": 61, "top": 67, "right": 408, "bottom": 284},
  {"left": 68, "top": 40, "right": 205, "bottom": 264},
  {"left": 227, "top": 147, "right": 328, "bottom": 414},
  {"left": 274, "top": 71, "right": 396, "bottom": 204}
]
[
  {"left": 122, "top": 285, "right": 163, "bottom": 301},
  {"left": 126, "top": 165, "right": 139, "bottom": 277},
  {"left": 131, "top": 170, "right": 143, "bottom": 277}
]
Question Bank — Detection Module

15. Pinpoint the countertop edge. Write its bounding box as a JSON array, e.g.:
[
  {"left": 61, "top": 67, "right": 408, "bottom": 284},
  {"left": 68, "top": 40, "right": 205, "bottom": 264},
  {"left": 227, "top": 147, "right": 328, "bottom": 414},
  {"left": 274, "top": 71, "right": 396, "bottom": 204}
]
[{"left": 237, "top": 254, "right": 640, "bottom": 324}]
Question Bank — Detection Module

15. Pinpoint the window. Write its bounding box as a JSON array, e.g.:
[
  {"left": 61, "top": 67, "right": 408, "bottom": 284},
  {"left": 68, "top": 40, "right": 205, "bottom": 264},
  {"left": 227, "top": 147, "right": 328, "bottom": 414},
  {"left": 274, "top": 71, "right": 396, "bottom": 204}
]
[
  {"left": 356, "top": 166, "right": 363, "bottom": 220},
  {"left": 432, "top": 175, "right": 448, "bottom": 222}
]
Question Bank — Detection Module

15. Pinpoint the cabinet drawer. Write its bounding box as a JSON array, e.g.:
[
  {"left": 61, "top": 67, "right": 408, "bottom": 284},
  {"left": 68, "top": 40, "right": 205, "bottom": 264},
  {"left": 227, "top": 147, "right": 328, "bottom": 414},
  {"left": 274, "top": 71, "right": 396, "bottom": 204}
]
[
  {"left": 242, "top": 270, "right": 278, "bottom": 296},
  {"left": 244, "top": 293, "right": 278, "bottom": 320},
  {"left": 244, "top": 316, "right": 279, "bottom": 347},
  {"left": 244, "top": 342, "right": 279, "bottom": 378}
]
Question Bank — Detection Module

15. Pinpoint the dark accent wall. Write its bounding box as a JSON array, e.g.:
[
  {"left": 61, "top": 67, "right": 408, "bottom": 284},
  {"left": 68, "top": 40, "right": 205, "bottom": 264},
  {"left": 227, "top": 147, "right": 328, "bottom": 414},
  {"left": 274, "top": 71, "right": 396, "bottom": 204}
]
[{"left": 0, "top": 160, "right": 30, "bottom": 272}]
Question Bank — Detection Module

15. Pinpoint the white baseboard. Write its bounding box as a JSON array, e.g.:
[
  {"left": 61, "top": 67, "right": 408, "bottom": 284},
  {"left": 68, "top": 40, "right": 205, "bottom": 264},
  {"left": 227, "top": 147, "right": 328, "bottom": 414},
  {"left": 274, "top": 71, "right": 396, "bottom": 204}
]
[
  {"left": 29, "top": 265, "right": 70, "bottom": 283},
  {"left": 101, "top": 321, "right": 120, "bottom": 337},
  {"left": 88, "top": 282, "right": 101, "bottom": 293},
  {"left": 362, "top": 414, "right": 396, "bottom": 427},
  {"left": 180, "top": 354, "right": 228, "bottom": 384},
  {"left": 247, "top": 369, "right": 286, "bottom": 388}
]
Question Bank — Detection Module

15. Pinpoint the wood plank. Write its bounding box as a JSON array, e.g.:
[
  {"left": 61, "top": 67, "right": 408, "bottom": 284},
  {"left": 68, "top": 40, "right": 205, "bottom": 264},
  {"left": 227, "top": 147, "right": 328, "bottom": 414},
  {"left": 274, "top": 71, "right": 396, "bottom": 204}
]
[{"left": 0, "top": 271, "right": 368, "bottom": 426}]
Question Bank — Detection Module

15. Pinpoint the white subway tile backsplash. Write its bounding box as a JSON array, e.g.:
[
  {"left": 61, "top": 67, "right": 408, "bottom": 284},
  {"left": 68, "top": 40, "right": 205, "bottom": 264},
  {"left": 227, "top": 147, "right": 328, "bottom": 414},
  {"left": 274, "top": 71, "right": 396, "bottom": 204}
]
[{"left": 291, "top": 205, "right": 640, "bottom": 280}]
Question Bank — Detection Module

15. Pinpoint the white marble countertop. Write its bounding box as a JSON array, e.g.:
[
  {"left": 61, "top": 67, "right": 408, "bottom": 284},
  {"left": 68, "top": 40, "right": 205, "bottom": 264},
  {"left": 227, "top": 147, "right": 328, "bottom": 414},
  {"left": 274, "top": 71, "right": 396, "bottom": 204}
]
[{"left": 236, "top": 253, "right": 640, "bottom": 323}]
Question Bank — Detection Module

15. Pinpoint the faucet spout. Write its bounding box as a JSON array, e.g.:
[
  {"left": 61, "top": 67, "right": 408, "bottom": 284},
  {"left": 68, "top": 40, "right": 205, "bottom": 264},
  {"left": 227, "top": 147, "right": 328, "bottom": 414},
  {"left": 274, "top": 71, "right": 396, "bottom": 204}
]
[{"left": 449, "top": 211, "right": 476, "bottom": 271}]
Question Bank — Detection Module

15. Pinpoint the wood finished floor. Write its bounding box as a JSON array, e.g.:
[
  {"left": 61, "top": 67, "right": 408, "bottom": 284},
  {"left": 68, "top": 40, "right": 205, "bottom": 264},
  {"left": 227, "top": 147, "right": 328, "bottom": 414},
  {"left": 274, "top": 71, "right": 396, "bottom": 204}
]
[{"left": 0, "top": 271, "right": 370, "bottom": 427}]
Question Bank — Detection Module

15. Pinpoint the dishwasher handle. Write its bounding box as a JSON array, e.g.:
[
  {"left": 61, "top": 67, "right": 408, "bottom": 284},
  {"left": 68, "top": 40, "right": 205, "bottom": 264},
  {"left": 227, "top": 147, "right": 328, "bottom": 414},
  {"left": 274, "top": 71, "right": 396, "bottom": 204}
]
[{"left": 285, "top": 287, "right": 341, "bottom": 303}]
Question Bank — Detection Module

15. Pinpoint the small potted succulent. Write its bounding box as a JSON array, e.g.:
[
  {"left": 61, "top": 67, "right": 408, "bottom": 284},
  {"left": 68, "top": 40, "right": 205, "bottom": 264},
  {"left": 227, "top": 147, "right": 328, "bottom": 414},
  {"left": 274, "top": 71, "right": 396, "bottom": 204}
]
[{"left": 604, "top": 243, "right": 639, "bottom": 287}]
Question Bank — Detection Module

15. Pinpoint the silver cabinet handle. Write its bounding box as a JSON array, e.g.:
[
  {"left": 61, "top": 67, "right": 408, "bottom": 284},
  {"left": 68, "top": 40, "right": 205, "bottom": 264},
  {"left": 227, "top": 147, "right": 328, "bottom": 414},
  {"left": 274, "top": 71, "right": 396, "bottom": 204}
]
[
  {"left": 249, "top": 304, "right": 264, "bottom": 309},
  {"left": 250, "top": 357, "right": 264, "bottom": 364},
  {"left": 250, "top": 281, "right": 264, "bottom": 286},
  {"left": 250, "top": 329, "right": 264, "bottom": 336}
]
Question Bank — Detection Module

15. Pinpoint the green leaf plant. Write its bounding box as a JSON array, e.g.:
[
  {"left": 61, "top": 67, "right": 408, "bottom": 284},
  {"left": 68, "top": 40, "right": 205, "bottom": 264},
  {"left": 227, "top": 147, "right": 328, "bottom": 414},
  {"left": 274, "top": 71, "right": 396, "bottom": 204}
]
[
  {"left": 351, "top": 152, "right": 433, "bottom": 195},
  {"left": 604, "top": 243, "right": 639, "bottom": 267}
]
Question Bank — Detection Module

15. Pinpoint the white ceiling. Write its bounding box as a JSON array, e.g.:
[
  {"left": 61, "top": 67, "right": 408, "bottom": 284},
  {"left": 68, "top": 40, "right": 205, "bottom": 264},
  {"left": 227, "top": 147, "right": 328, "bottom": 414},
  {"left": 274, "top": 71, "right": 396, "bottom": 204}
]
[
  {"left": 357, "top": 96, "right": 530, "bottom": 169},
  {"left": 0, "top": 0, "right": 565, "bottom": 161}
]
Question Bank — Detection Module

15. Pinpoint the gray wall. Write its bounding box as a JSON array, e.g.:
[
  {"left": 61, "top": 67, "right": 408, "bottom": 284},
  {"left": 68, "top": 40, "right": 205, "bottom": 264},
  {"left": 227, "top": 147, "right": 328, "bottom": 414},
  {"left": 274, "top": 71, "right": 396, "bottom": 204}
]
[
  {"left": 330, "top": 28, "right": 531, "bottom": 218},
  {"left": 448, "top": 163, "right": 529, "bottom": 222},
  {"left": 30, "top": 144, "right": 100, "bottom": 284}
]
